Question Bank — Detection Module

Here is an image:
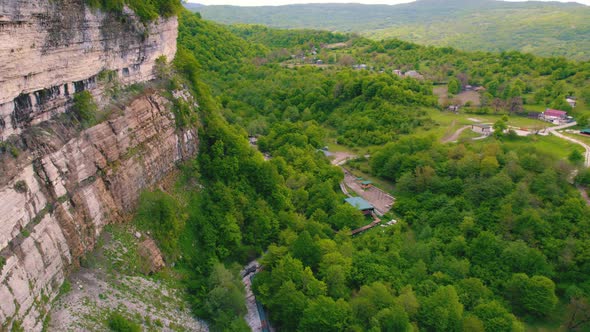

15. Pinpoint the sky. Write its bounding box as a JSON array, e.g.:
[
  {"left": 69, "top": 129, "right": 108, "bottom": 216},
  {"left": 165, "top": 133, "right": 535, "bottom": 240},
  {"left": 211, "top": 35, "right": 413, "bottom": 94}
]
[{"left": 187, "top": 0, "right": 590, "bottom": 6}]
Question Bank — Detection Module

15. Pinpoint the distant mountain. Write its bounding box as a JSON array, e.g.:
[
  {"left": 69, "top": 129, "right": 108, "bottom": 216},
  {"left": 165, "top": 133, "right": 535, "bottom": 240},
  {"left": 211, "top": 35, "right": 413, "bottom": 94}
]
[
  {"left": 183, "top": 2, "right": 204, "bottom": 11},
  {"left": 187, "top": 0, "right": 590, "bottom": 60}
]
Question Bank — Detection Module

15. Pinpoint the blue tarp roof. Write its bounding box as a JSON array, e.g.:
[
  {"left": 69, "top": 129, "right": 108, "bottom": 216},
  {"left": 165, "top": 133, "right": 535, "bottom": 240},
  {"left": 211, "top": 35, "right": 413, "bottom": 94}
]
[{"left": 345, "top": 197, "right": 374, "bottom": 211}]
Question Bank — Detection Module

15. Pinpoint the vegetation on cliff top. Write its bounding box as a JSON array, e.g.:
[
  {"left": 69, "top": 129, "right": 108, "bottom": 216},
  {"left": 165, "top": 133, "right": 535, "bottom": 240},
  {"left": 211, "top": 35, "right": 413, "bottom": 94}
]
[{"left": 86, "top": 0, "right": 183, "bottom": 22}]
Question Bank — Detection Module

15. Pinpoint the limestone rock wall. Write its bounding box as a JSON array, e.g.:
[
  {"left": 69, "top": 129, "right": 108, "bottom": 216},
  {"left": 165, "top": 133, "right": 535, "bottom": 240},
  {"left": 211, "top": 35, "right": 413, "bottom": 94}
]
[
  {"left": 0, "top": 0, "right": 178, "bottom": 139},
  {"left": 0, "top": 1, "right": 194, "bottom": 330},
  {"left": 0, "top": 93, "right": 198, "bottom": 330}
]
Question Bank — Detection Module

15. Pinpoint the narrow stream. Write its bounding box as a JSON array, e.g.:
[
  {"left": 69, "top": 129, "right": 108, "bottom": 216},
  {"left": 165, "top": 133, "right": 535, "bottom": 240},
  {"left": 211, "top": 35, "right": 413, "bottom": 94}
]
[{"left": 241, "top": 260, "right": 272, "bottom": 332}]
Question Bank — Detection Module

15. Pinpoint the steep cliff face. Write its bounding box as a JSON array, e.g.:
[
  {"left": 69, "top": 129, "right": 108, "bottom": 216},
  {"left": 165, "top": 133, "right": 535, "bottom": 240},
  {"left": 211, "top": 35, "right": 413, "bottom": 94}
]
[
  {"left": 0, "top": 0, "right": 178, "bottom": 139},
  {"left": 0, "top": 92, "right": 197, "bottom": 330},
  {"left": 0, "top": 1, "right": 196, "bottom": 330}
]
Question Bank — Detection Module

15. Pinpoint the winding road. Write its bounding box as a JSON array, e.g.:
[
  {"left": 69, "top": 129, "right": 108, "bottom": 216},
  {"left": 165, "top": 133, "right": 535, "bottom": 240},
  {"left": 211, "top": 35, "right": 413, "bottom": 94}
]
[
  {"left": 441, "top": 125, "right": 471, "bottom": 143},
  {"left": 547, "top": 122, "right": 590, "bottom": 167}
]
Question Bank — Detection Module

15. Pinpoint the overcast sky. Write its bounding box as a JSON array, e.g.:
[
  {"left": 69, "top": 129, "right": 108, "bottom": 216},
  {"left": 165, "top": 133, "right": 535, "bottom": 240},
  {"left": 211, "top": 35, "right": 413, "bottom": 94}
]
[{"left": 188, "top": 0, "right": 590, "bottom": 6}]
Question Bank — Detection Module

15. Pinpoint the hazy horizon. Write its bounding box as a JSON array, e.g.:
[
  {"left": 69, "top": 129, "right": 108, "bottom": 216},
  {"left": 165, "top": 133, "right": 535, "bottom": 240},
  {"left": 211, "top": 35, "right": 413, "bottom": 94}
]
[{"left": 187, "top": 0, "right": 590, "bottom": 6}]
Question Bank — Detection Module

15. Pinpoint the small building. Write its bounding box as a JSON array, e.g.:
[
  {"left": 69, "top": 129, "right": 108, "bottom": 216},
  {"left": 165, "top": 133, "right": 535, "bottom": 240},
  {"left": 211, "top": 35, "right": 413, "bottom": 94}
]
[
  {"left": 528, "top": 112, "right": 541, "bottom": 119},
  {"left": 405, "top": 70, "right": 424, "bottom": 80},
  {"left": 471, "top": 123, "right": 492, "bottom": 135},
  {"left": 316, "top": 59, "right": 323, "bottom": 65},
  {"left": 465, "top": 85, "right": 473, "bottom": 91},
  {"left": 566, "top": 97, "right": 577, "bottom": 108},
  {"left": 581, "top": 129, "right": 590, "bottom": 135},
  {"left": 448, "top": 105, "right": 460, "bottom": 112},
  {"left": 541, "top": 109, "right": 567, "bottom": 123},
  {"left": 345, "top": 197, "right": 375, "bottom": 216},
  {"left": 393, "top": 69, "right": 403, "bottom": 77},
  {"left": 361, "top": 180, "right": 373, "bottom": 190}
]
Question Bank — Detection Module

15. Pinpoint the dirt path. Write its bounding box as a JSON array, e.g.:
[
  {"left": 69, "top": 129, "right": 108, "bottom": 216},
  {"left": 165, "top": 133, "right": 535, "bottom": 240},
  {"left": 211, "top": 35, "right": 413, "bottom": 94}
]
[
  {"left": 548, "top": 122, "right": 590, "bottom": 167},
  {"left": 442, "top": 125, "right": 471, "bottom": 143},
  {"left": 330, "top": 151, "right": 357, "bottom": 166}
]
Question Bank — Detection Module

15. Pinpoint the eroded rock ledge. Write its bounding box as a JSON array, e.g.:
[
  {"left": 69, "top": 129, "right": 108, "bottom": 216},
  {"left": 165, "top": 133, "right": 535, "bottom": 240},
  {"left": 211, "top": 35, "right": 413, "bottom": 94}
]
[{"left": 0, "top": 0, "right": 178, "bottom": 139}]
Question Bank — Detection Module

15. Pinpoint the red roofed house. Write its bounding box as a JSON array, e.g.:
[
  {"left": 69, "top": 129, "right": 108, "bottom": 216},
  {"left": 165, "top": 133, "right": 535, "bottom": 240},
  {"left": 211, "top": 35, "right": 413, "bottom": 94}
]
[{"left": 541, "top": 109, "right": 567, "bottom": 123}]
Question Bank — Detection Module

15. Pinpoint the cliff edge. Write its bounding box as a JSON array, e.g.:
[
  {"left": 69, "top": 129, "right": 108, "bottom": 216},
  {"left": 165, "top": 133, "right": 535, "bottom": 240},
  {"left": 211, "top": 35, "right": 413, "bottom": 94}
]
[{"left": 0, "top": 1, "right": 197, "bottom": 330}]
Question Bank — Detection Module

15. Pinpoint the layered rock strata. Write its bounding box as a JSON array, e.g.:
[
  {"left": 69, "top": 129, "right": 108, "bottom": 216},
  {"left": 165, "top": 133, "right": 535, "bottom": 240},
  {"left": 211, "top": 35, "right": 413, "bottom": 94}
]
[
  {"left": 0, "top": 0, "right": 178, "bottom": 139},
  {"left": 0, "top": 93, "right": 197, "bottom": 330},
  {"left": 0, "top": 1, "right": 193, "bottom": 330}
]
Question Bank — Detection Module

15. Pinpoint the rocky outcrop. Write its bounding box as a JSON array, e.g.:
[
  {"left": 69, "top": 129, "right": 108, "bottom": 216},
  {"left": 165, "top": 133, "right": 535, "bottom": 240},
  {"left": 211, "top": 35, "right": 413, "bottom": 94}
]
[
  {"left": 138, "top": 237, "right": 166, "bottom": 275},
  {"left": 0, "top": 0, "right": 178, "bottom": 139},
  {"left": 0, "top": 92, "right": 197, "bottom": 330}
]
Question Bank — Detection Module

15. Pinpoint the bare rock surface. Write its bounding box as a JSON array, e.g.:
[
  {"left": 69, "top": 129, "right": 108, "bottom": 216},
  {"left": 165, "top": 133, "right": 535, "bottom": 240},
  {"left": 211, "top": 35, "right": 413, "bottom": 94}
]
[
  {"left": 0, "top": 0, "right": 178, "bottom": 139},
  {"left": 138, "top": 238, "right": 166, "bottom": 274}
]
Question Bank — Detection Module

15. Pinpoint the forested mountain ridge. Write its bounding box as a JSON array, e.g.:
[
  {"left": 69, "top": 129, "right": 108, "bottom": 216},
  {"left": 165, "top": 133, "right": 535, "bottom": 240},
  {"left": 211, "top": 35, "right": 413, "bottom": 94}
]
[{"left": 188, "top": 0, "right": 590, "bottom": 60}]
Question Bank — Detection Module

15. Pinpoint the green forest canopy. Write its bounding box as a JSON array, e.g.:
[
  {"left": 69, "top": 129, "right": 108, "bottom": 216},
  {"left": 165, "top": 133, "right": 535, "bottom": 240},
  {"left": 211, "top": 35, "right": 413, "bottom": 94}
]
[
  {"left": 128, "top": 10, "right": 590, "bottom": 331},
  {"left": 190, "top": 0, "right": 590, "bottom": 60}
]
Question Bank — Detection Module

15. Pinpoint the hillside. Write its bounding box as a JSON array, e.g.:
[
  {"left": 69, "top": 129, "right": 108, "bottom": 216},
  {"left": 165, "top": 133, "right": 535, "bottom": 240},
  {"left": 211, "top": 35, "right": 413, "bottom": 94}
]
[{"left": 190, "top": 0, "right": 590, "bottom": 60}]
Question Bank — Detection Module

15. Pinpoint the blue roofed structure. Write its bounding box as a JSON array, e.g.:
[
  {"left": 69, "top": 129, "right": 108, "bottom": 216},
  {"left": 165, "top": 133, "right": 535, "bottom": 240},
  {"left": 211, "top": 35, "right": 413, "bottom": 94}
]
[{"left": 345, "top": 197, "right": 375, "bottom": 215}]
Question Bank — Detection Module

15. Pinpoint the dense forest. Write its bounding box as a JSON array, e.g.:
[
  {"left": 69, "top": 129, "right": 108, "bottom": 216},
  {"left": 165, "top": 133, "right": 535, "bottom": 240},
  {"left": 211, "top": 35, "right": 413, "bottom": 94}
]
[
  {"left": 124, "top": 8, "right": 590, "bottom": 332},
  {"left": 189, "top": 0, "right": 590, "bottom": 60}
]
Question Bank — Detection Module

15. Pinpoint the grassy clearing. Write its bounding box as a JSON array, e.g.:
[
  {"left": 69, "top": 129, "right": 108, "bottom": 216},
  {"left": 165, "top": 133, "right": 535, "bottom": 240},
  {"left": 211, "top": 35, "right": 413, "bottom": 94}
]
[
  {"left": 561, "top": 131, "right": 590, "bottom": 146},
  {"left": 433, "top": 85, "right": 481, "bottom": 106},
  {"left": 501, "top": 135, "right": 584, "bottom": 160},
  {"left": 345, "top": 160, "right": 396, "bottom": 192},
  {"left": 421, "top": 109, "right": 553, "bottom": 141},
  {"left": 428, "top": 109, "right": 550, "bottom": 128},
  {"left": 457, "top": 128, "right": 484, "bottom": 141}
]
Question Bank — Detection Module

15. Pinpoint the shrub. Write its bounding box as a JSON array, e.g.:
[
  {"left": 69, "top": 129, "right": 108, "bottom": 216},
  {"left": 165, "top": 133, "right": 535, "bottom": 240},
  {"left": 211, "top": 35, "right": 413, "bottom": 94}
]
[
  {"left": 14, "top": 180, "right": 28, "bottom": 193},
  {"left": 0, "top": 256, "right": 6, "bottom": 272},
  {"left": 135, "top": 190, "right": 185, "bottom": 261},
  {"left": 71, "top": 91, "right": 98, "bottom": 128},
  {"left": 107, "top": 312, "right": 141, "bottom": 332}
]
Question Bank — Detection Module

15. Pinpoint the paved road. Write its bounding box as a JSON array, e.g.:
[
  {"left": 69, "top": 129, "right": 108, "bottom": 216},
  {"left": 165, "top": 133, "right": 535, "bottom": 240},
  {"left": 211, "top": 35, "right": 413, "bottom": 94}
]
[{"left": 547, "top": 122, "right": 590, "bottom": 167}]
